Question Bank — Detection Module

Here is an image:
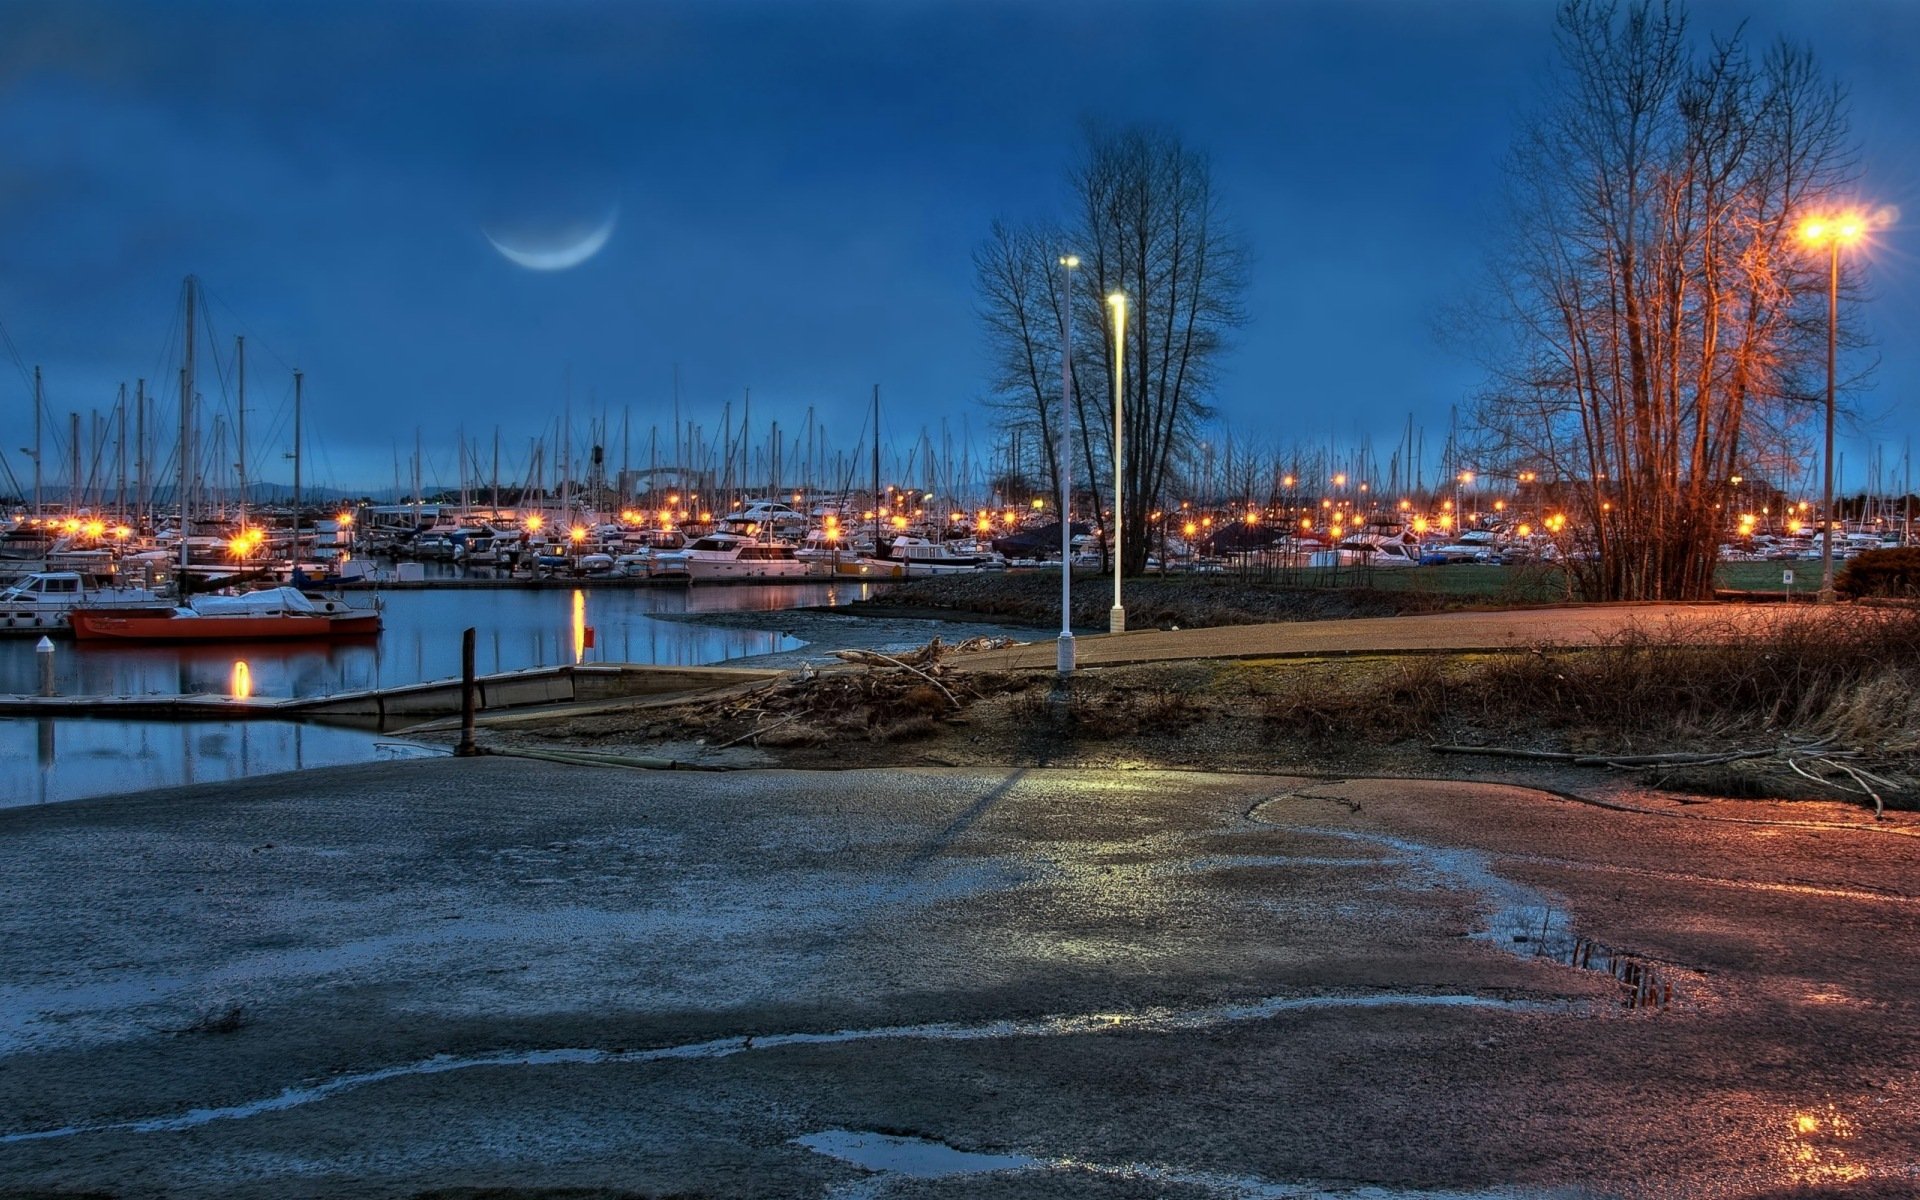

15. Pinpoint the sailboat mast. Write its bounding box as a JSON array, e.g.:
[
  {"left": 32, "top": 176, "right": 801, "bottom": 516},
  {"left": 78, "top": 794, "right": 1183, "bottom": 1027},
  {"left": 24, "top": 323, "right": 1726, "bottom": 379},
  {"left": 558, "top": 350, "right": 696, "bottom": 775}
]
[
  {"left": 179, "top": 278, "right": 196, "bottom": 578},
  {"left": 872, "top": 384, "right": 881, "bottom": 552},
  {"left": 135, "top": 379, "right": 146, "bottom": 523},
  {"left": 115, "top": 383, "right": 127, "bottom": 516},
  {"left": 235, "top": 335, "right": 247, "bottom": 528},
  {"left": 31, "top": 366, "right": 42, "bottom": 518},
  {"left": 291, "top": 369, "right": 303, "bottom": 555}
]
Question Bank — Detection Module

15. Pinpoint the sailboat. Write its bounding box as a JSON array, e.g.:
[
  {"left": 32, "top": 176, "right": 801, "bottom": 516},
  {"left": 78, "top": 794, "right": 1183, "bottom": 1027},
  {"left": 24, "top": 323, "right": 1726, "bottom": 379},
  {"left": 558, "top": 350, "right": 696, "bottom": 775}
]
[
  {"left": 68, "top": 586, "right": 381, "bottom": 641},
  {"left": 68, "top": 276, "right": 383, "bottom": 642}
]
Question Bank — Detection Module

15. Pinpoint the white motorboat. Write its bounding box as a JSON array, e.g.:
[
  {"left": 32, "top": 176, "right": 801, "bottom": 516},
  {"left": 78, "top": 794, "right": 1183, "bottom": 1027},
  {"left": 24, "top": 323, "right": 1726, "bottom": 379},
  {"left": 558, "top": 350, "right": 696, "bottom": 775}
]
[
  {"left": 0, "top": 570, "right": 169, "bottom": 634},
  {"left": 878, "top": 535, "right": 1004, "bottom": 576},
  {"left": 682, "top": 533, "right": 816, "bottom": 581}
]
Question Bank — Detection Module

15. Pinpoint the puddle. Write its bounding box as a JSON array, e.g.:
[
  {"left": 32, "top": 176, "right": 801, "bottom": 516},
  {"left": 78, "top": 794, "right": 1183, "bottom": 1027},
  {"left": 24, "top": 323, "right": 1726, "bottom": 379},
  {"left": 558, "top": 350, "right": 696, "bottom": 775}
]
[
  {"left": 1, "top": 991, "right": 1559, "bottom": 1146},
  {"left": 1245, "top": 803, "right": 1680, "bottom": 1011},
  {"left": 796, "top": 1128, "right": 1037, "bottom": 1178},
  {"left": 795, "top": 1127, "right": 1581, "bottom": 1199}
]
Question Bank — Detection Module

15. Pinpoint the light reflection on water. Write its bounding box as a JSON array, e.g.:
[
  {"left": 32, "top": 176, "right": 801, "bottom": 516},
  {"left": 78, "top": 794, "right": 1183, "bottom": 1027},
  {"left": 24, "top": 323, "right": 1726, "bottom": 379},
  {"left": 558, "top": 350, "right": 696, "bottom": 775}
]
[
  {"left": 0, "top": 719, "right": 439, "bottom": 808},
  {"left": 1779, "top": 1103, "right": 1868, "bottom": 1186},
  {"left": 0, "top": 582, "right": 861, "bottom": 701}
]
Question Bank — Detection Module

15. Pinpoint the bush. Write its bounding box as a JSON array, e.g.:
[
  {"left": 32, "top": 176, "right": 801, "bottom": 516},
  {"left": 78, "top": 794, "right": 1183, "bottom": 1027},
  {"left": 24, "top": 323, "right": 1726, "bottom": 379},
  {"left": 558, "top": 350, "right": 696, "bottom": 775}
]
[{"left": 1836, "top": 547, "right": 1920, "bottom": 598}]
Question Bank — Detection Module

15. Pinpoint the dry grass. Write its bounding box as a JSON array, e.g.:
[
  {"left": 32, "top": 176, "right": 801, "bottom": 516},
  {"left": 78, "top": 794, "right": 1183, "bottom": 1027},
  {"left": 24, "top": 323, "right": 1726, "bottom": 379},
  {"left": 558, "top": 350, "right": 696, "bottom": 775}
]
[
  {"left": 1247, "top": 608, "right": 1920, "bottom": 805},
  {"left": 1008, "top": 674, "right": 1208, "bottom": 741}
]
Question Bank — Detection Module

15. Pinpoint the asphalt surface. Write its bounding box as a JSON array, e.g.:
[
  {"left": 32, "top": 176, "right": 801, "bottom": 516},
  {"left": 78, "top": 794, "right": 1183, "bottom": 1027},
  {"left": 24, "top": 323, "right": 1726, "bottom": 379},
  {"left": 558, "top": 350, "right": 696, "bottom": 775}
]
[
  {"left": 954, "top": 602, "right": 1823, "bottom": 671},
  {"left": 2, "top": 760, "right": 1917, "bottom": 1198}
]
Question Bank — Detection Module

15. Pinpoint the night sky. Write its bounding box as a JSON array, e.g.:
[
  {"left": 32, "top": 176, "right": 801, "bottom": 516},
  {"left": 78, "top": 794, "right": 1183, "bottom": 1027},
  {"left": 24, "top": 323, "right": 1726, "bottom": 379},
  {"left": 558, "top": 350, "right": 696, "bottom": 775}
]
[{"left": 1, "top": 0, "right": 1914, "bottom": 496}]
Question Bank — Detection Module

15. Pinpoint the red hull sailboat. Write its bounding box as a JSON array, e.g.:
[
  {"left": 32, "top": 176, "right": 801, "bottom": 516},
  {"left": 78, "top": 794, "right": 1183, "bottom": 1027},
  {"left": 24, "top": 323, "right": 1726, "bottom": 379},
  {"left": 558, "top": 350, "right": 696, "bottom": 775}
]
[{"left": 69, "top": 587, "right": 381, "bottom": 642}]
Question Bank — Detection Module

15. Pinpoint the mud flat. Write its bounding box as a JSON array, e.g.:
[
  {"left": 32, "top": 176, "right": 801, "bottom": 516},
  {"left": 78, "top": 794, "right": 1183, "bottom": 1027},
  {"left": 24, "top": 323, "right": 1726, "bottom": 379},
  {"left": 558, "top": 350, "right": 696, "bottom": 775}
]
[{"left": 2, "top": 760, "right": 1918, "bottom": 1197}]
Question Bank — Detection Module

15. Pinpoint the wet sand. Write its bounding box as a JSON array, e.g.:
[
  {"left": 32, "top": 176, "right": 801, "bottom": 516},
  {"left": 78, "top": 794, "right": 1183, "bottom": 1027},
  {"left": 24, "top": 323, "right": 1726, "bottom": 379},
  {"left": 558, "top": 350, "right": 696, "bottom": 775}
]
[{"left": 2, "top": 761, "right": 1917, "bottom": 1197}]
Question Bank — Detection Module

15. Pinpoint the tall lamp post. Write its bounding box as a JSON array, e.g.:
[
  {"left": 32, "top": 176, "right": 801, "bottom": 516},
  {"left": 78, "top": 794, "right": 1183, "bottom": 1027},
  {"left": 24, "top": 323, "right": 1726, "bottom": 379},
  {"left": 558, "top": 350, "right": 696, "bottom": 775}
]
[
  {"left": 1107, "top": 291, "right": 1127, "bottom": 634},
  {"left": 1057, "top": 254, "right": 1080, "bottom": 677},
  {"left": 1798, "top": 211, "right": 1867, "bottom": 603}
]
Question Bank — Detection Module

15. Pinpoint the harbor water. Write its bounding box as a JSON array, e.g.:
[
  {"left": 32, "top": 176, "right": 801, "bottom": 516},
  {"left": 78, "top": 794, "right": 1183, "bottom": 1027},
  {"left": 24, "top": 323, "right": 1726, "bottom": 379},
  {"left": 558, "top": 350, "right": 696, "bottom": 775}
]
[
  {"left": 2, "top": 719, "right": 443, "bottom": 808},
  {"left": 0, "top": 582, "right": 869, "bottom": 700},
  {"left": 0, "top": 581, "right": 874, "bottom": 805}
]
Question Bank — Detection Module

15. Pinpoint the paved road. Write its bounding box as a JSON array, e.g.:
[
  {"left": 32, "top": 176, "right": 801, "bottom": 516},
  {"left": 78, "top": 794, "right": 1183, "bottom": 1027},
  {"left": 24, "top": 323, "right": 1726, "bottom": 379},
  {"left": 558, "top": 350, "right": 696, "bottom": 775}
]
[
  {"left": 957, "top": 601, "right": 1834, "bottom": 671},
  {"left": 3, "top": 759, "right": 1917, "bottom": 1197}
]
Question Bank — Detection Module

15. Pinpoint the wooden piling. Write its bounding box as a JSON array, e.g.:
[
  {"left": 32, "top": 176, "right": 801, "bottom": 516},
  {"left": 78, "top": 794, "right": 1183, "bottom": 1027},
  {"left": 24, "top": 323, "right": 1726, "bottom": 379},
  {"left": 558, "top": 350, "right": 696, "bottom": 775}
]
[{"left": 455, "top": 627, "right": 478, "bottom": 757}]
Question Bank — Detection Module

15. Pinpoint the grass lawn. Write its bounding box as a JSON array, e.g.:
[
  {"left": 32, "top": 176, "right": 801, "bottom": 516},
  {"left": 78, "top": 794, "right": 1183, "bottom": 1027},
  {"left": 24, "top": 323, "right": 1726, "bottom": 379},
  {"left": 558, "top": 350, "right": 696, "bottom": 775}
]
[
  {"left": 1716, "top": 561, "right": 1807, "bottom": 592},
  {"left": 1188, "top": 560, "right": 1801, "bottom": 598},
  {"left": 1186, "top": 563, "right": 1568, "bottom": 601}
]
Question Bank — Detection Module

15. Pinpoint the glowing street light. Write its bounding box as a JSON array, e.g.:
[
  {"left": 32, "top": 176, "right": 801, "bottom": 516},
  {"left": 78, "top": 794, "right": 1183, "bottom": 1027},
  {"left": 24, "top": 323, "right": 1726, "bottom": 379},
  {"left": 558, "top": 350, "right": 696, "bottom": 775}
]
[
  {"left": 1798, "top": 209, "right": 1870, "bottom": 602},
  {"left": 1108, "top": 290, "right": 1127, "bottom": 633},
  {"left": 1056, "top": 254, "right": 1080, "bottom": 677}
]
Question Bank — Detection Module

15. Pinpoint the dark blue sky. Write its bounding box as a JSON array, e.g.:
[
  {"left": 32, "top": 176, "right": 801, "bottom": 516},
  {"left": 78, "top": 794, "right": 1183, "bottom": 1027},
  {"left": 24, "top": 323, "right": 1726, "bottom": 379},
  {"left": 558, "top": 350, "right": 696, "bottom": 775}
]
[{"left": 1, "top": 0, "right": 1914, "bottom": 495}]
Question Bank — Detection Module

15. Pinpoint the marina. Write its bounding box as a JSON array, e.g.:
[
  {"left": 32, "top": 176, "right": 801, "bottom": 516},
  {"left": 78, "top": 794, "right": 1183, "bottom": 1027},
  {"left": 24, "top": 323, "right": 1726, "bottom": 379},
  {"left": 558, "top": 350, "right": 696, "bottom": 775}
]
[
  {"left": 0, "top": 581, "right": 854, "bottom": 805},
  {"left": 0, "top": 582, "right": 851, "bottom": 702}
]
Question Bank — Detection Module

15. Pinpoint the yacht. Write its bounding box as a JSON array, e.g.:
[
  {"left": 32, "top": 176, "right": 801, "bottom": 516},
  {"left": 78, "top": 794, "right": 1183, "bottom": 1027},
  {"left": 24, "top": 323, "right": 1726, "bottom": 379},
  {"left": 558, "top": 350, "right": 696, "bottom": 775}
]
[
  {"left": 878, "top": 535, "right": 1005, "bottom": 576},
  {"left": 682, "top": 532, "right": 815, "bottom": 581},
  {"left": 0, "top": 571, "right": 169, "bottom": 634}
]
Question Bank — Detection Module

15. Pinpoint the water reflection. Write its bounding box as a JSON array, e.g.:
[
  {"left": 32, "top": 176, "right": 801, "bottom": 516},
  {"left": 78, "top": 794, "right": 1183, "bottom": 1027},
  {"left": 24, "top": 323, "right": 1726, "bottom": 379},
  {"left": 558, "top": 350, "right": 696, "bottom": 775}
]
[
  {"left": 1778, "top": 1103, "right": 1866, "bottom": 1186},
  {"left": 0, "top": 583, "right": 851, "bottom": 700},
  {"left": 571, "top": 589, "right": 587, "bottom": 665},
  {"left": 0, "top": 718, "right": 439, "bottom": 808}
]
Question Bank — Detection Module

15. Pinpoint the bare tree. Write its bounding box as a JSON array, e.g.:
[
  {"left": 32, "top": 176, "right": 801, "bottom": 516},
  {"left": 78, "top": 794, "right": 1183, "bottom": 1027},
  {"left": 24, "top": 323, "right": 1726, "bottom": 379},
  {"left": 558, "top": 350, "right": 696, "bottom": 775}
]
[
  {"left": 975, "top": 124, "right": 1248, "bottom": 572},
  {"left": 974, "top": 220, "right": 1070, "bottom": 505},
  {"left": 1474, "top": 0, "right": 1858, "bottom": 599}
]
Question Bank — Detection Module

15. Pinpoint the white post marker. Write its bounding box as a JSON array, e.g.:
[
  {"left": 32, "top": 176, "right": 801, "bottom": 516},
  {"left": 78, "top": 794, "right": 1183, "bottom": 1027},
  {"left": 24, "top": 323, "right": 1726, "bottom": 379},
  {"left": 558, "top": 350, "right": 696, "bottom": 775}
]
[
  {"left": 35, "top": 635, "right": 56, "bottom": 697},
  {"left": 1107, "top": 290, "right": 1127, "bottom": 635}
]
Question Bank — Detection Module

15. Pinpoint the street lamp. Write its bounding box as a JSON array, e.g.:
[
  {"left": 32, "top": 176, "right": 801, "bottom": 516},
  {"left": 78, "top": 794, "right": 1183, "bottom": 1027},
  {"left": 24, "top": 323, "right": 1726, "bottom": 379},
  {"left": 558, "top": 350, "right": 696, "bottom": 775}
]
[
  {"left": 1057, "top": 254, "right": 1080, "bottom": 677},
  {"left": 1107, "top": 290, "right": 1127, "bottom": 634},
  {"left": 1798, "top": 210, "right": 1868, "bottom": 602}
]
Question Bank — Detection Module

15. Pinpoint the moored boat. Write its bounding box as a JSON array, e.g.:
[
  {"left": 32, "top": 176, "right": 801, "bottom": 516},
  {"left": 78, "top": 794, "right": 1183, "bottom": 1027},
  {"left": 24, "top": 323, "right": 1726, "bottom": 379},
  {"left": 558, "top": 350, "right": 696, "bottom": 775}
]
[
  {"left": 68, "top": 587, "right": 381, "bottom": 642},
  {"left": 682, "top": 533, "right": 815, "bottom": 581},
  {"left": 0, "top": 571, "right": 171, "bottom": 634},
  {"left": 878, "top": 535, "right": 1004, "bottom": 576}
]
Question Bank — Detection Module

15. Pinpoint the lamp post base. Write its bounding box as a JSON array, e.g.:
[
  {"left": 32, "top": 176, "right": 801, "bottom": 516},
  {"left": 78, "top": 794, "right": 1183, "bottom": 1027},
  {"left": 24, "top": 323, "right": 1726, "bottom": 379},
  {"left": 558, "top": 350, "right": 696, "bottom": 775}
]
[
  {"left": 1109, "top": 607, "right": 1127, "bottom": 634},
  {"left": 1056, "top": 633, "right": 1076, "bottom": 676}
]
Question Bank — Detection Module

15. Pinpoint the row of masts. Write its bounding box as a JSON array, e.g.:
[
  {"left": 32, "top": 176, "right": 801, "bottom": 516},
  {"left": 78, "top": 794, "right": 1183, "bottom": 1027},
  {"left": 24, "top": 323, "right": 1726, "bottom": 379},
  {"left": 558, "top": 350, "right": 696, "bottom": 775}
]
[
  {"left": 6, "top": 294, "right": 307, "bottom": 529},
  {"left": 9, "top": 275, "right": 1913, "bottom": 531}
]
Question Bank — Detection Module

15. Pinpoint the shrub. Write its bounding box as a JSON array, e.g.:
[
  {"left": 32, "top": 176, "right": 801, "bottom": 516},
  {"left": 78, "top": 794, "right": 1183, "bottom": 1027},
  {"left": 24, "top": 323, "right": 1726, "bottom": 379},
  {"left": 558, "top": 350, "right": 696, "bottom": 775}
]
[{"left": 1836, "top": 547, "right": 1920, "bottom": 598}]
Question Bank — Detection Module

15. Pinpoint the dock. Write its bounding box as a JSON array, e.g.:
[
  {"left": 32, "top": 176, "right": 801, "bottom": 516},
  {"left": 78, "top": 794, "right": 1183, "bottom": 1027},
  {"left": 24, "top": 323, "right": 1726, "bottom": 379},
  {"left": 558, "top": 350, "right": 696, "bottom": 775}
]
[{"left": 0, "top": 662, "right": 781, "bottom": 725}]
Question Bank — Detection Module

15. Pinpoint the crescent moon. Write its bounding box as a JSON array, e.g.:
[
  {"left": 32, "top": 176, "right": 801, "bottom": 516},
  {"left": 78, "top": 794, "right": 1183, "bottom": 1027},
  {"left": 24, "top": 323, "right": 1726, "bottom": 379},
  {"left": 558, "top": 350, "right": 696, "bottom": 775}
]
[{"left": 483, "top": 208, "right": 617, "bottom": 271}]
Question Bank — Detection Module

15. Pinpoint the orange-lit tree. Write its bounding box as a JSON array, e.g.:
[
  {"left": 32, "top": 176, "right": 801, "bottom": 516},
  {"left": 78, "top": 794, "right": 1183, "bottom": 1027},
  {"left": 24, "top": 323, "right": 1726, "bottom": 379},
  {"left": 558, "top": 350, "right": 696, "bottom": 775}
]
[{"left": 1473, "top": 0, "right": 1863, "bottom": 600}]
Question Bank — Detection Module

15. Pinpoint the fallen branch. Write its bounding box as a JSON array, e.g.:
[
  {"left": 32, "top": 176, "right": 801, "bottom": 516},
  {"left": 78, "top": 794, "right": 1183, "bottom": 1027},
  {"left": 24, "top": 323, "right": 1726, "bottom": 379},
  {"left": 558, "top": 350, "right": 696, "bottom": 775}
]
[
  {"left": 1429, "top": 744, "right": 1579, "bottom": 761},
  {"left": 1438, "top": 740, "right": 1898, "bottom": 819},
  {"left": 1829, "top": 760, "right": 1887, "bottom": 821},
  {"left": 830, "top": 649, "right": 961, "bottom": 707},
  {"left": 715, "top": 712, "right": 800, "bottom": 750}
]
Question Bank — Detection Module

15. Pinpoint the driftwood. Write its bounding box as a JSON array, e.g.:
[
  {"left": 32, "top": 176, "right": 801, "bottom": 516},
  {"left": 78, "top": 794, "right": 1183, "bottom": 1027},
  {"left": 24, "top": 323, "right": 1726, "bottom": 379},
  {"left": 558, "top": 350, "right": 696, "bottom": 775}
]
[
  {"left": 715, "top": 712, "right": 801, "bottom": 750},
  {"left": 1430, "top": 744, "right": 1777, "bottom": 768},
  {"left": 830, "top": 646, "right": 960, "bottom": 707},
  {"left": 1432, "top": 740, "right": 1896, "bottom": 820}
]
